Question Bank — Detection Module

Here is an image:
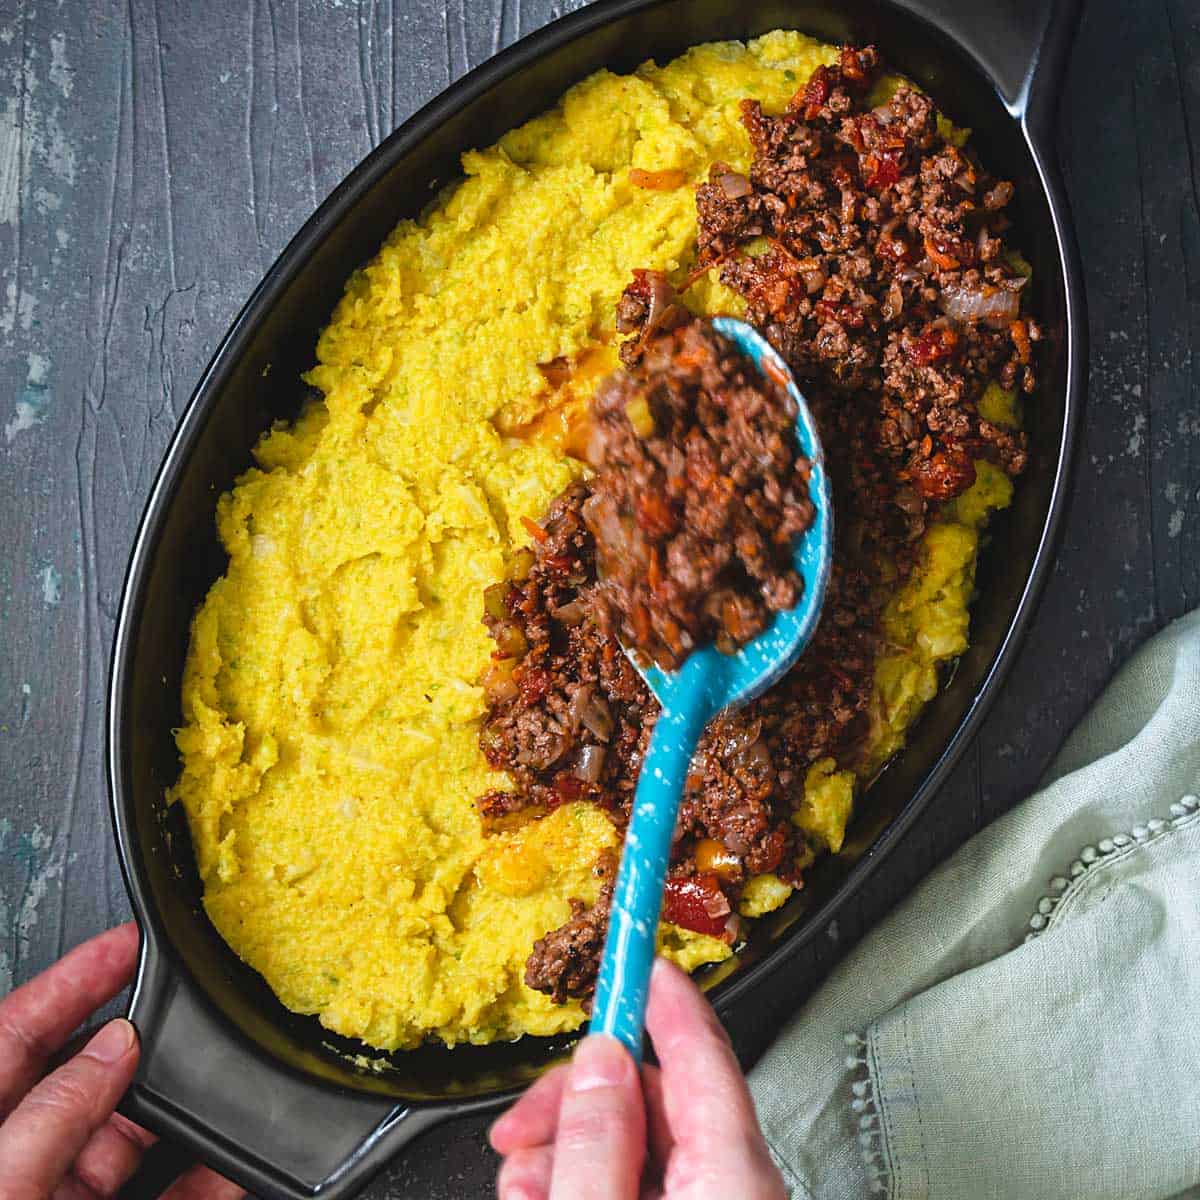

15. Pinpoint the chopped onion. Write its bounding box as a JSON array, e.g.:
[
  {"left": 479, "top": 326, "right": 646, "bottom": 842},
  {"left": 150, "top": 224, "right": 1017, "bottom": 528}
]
[
  {"left": 871, "top": 104, "right": 894, "bottom": 124},
  {"left": 722, "top": 829, "right": 750, "bottom": 856},
  {"left": 940, "top": 282, "right": 1020, "bottom": 325},
  {"left": 736, "top": 739, "right": 772, "bottom": 775},
  {"left": 644, "top": 271, "right": 672, "bottom": 333},
  {"left": 882, "top": 277, "right": 904, "bottom": 321},
  {"left": 803, "top": 268, "right": 827, "bottom": 295},
  {"left": 718, "top": 171, "right": 752, "bottom": 199},
  {"left": 582, "top": 491, "right": 628, "bottom": 557},
  {"left": 573, "top": 743, "right": 606, "bottom": 783},
  {"left": 569, "top": 684, "right": 614, "bottom": 742},
  {"left": 702, "top": 888, "right": 731, "bottom": 920},
  {"left": 482, "top": 659, "right": 518, "bottom": 704},
  {"left": 551, "top": 599, "right": 586, "bottom": 626}
]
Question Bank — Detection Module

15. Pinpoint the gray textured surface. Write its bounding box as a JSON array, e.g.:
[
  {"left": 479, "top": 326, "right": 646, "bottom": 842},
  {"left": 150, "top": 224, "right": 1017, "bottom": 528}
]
[{"left": 0, "top": 1, "right": 1196, "bottom": 1197}]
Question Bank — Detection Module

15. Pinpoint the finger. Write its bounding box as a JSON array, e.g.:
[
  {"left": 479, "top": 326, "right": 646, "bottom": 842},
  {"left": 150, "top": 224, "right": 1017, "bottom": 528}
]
[
  {"left": 0, "top": 923, "right": 139, "bottom": 1118},
  {"left": 645, "top": 959, "right": 762, "bottom": 1146},
  {"left": 645, "top": 959, "right": 781, "bottom": 1196},
  {"left": 490, "top": 1064, "right": 570, "bottom": 1155},
  {"left": 161, "top": 1164, "right": 245, "bottom": 1200},
  {"left": 496, "top": 1144, "right": 554, "bottom": 1200},
  {"left": 639, "top": 1063, "right": 674, "bottom": 1172},
  {"left": 548, "top": 1035, "right": 645, "bottom": 1200},
  {"left": 71, "top": 1112, "right": 157, "bottom": 1197},
  {"left": 0, "top": 1019, "right": 139, "bottom": 1200}
]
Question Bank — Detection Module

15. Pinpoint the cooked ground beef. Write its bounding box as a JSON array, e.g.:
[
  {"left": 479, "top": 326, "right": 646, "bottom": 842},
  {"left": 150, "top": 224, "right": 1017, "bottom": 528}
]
[
  {"left": 583, "top": 319, "right": 813, "bottom": 670},
  {"left": 524, "top": 861, "right": 615, "bottom": 1006},
  {"left": 523, "top": 892, "right": 610, "bottom": 1005},
  {"left": 483, "top": 44, "right": 1037, "bottom": 1007},
  {"left": 614, "top": 268, "right": 690, "bottom": 365},
  {"left": 478, "top": 483, "right": 652, "bottom": 825},
  {"left": 477, "top": 483, "right": 833, "bottom": 1001},
  {"left": 685, "top": 43, "right": 1036, "bottom": 520}
]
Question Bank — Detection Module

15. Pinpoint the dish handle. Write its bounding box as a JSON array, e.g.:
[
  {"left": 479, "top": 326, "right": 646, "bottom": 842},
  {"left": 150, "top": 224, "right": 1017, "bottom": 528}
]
[
  {"left": 897, "top": 0, "right": 1082, "bottom": 137},
  {"left": 120, "top": 934, "right": 449, "bottom": 1200}
]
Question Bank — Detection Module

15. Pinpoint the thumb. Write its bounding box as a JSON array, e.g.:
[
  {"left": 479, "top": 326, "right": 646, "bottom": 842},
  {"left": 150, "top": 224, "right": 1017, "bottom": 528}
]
[{"left": 548, "top": 1035, "right": 645, "bottom": 1200}]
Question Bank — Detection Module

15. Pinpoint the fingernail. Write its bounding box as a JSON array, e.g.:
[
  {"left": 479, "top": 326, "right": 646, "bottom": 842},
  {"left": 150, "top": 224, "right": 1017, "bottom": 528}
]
[
  {"left": 570, "top": 1035, "right": 631, "bottom": 1092},
  {"left": 86, "top": 1019, "right": 135, "bottom": 1064}
]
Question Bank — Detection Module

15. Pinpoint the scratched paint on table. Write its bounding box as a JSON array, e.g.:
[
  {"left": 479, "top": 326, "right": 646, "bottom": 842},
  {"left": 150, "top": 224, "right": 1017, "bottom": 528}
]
[
  {"left": 37, "top": 563, "right": 61, "bottom": 606},
  {"left": 0, "top": 12, "right": 76, "bottom": 348},
  {"left": 4, "top": 353, "right": 50, "bottom": 441},
  {"left": 0, "top": 821, "right": 70, "bottom": 995}
]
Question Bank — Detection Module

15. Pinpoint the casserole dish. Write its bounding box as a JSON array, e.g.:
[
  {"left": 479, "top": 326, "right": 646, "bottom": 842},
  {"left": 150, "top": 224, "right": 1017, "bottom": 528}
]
[{"left": 107, "top": 0, "right": 1085, "bottom": 1195}]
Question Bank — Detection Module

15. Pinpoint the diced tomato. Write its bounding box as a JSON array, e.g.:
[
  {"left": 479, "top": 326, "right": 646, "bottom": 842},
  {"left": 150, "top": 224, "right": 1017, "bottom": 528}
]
[
  {"left": 647, "top": 546, "right": 663, "bottom": 595},
  {"left": 517, "top": 666, "right": 551, "bottom": 703},
  {"left": 762, "top": 357, "right": 791, "bottom": 390},
  {"left": 662, "top": 873, "right": 731, "bottom": 938},
  {"left": 1010, "top": 318, "right": 1032, "bottom": 365},
  {"left": 631, "top": 602, "right": 652, "bottom": 647},
  {"left": 624, "top": 267, "right": 658, "bottom": 301},
  {"left": 923, "top": 233, "right": 975, "bottom": 271},
  {"left": 629, "top": 167, "right": 689, "bottom": 191},
  {"left": 754, "top": 828, "right": 788, "bottom": 875},
  {"left": 799, "top": 65, "right": 832, "bottom": 119},
  {"left": 876, "top": 231, "right": 913, "bottom": 263},
  {"left": 548, "top": 771, "right": 584, "bottom": 807},
  {"left": 541, "top": 553, "right": 574, "bottom": 578},
  {"left": 635, "top": 491, "right": 678, "bottom": 537},
  {"left": 839, "top": 45, "right": 874, "bottom": 87},
  {"left": 863, "top": 147, "right": 903, "bottom": 192},
  {"left": 830, "top": 161, "right": 856, "bottom": 189},
  {"left": 911, "top": 443, "right": 976, "bottom": 500},
  {"left": 907, "top": 326, "right": 959, "bottom": 366},
  {"left": 815, "top": 300, "right": 866, "bottom": 329}
]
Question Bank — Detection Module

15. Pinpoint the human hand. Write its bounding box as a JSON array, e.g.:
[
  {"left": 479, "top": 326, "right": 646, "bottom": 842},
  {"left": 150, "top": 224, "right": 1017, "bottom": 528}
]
[
  {"left": 0, "top": 922, "right": 241, "bottom": 1200},
  {"left": 490, "top": 958, "right": 786, "bottom": 1200}
]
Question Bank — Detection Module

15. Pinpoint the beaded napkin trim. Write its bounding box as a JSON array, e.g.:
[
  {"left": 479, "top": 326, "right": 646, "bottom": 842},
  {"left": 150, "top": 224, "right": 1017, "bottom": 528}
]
[{"left": 843, "top": 790, "right": 1200, "bottom": 1196}]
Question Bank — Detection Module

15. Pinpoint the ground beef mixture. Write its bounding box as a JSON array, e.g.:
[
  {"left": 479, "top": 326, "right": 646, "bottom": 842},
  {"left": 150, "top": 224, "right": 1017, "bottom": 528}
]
[
  {"left": 524, "top": 858, "right": 615, "bottom": 1005},
  {"left": 583, "top": 320, "right": 813, "bottom": 670},
  {"left": 481, "top": 44, "right": 1037, "bottom": 1007}
]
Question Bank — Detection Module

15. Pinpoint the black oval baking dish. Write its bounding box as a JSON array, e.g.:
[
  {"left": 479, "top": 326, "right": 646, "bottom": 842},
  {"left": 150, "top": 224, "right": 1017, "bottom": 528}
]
[{"left": 107, "top": 0, "right": 1085, "bottom": 1195}]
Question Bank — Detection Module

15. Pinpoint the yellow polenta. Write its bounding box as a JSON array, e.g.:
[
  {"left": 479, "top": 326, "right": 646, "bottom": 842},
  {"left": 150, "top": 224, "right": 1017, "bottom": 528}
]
[{"left": 170, "top": 31, "right": 1016, "bottom": 1051}]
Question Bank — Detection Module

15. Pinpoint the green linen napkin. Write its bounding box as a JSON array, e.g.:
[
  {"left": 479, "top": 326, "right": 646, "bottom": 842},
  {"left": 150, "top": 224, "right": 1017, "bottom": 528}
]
[{"left": 749, "top": 608, "right": 1200, "bottom": 1200}]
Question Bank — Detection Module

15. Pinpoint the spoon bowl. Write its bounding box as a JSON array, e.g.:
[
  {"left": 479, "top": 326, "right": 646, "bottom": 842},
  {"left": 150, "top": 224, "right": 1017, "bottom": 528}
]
[{"left": 590, "top": 316, "right": 833, "bottom": 1057}]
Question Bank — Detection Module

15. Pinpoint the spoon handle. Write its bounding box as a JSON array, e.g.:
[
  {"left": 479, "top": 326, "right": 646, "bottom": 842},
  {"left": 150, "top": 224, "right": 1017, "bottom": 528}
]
[{"left": 590, "top": 686, "right": 712, "bottom": 1059}]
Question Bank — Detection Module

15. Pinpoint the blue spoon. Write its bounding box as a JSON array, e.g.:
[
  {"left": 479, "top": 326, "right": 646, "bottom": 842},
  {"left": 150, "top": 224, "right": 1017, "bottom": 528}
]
[{"left": 589, "top": 316, "right": 833, "bottom": 1060}]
